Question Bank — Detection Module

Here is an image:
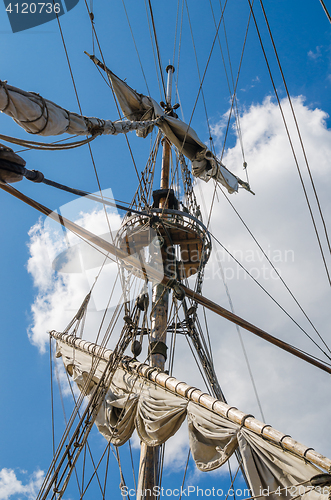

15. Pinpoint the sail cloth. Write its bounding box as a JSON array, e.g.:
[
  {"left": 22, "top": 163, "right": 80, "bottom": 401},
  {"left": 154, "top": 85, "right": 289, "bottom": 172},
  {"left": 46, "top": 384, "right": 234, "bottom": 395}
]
[
  {"left": 0, "top": 77, "right": 238, "bottom": 193},
  {"left": 56, "top": 340, "right": 327, "bottom": 500},
  {"left": 107, "top": 69, "right": 239, "bottom": 194},
  {"left": 0, "top": 81, "right": 158, "bottom": 137},
  {"left": 188, "top": 404, "right": 327, "bottom": 500}
]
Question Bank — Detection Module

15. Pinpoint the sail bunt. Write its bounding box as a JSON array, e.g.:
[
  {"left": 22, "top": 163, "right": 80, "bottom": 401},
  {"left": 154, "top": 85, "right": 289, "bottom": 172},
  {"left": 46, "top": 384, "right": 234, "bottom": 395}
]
[
  {"left": 55, "top": 333, "right": 330, "bottom": 500},
  {"left": 105, "top": 66, "right": 240, "bottom": 194},
  {"left": 0, "top": 71, "right": 243, "bottom": 194},
  {"left": 0, "top": 80, "right": 158, "bottom": 137}
]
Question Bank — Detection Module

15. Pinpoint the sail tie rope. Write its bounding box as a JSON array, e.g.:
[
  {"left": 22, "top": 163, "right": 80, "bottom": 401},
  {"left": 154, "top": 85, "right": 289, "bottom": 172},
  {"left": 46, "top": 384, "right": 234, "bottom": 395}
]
[
  {"left": 0, "top": 132, "right": 99, "bottom": 150},
  {"left": 19, "top": 92, "right": 49, "bottom": 135},
  {"left": 240, "top": 414, "right": 254, "bottom": 427}
]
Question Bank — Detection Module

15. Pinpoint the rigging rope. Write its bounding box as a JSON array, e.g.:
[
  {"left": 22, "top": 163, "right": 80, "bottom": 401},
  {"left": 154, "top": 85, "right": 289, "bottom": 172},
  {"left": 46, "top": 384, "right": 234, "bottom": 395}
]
[
  {"left": 49, "top": 337, "right": 56, "bottom": 468},
  {"left": 172, "top": 0, "right": 182, "bottom": 69},
  {"left": 55, "top": 351, "right": 104, "bottom": 496},
  {"left": 178, "top": 449, "right": 191, "bottom": 500},
  {"left": 259, "top": 0, "right": 331, "bottom": 265},
  {"left": 201, "top": 307, "right": 214, "bottom": 364},
  {"left": 81, "top": 441, "right": 87, "bottom": 497},
  {"left": 185, "top": 0, "right": 214, "bottom": 144},
  {"left": 247, "top": 0, "right": 331, "bottom": 287},
  {"left": 184, "top": 0, "right": 230, "bottom": 138},
  {"left": 89, "top": 0, "right": 95, "bottom": 54},
  {"left": 41, "top": 312, "right": 138, "bottom": 499},
  {"left": 83, "top": 0, "right": 149, "bottom": 202},
  {"left": 17, "top": 177, "right": 148, "bottom": 500},
  {"left": 209, "top": 230, "right": 331, "bottom": 363},
  {"left": 220, "top": 0, "right": 247, "bottom": 166},
  {"left": 128, "top": 440, "right": 137, "bottom": 494},
  {"left": 102, "top": 442, "right": 110, "bottom": 499},
  {"left": 228, "top": 460, "right": 236, "bottom": 500},
  {"left": 121, "top": 0, "right": 151, "bottom": 96},
  {"left": 94, "top": 273, "right": 122, "bottom": 347},
  {"left": 209, "top": 0, "right": 247, "bottom": 165},
  {"left": 0, "top": 132, "right": 99, "bottom": 150},
  {"left": 143, "top": 0, "right": 163, "bottom": 100},
  {"left": 224, "top": 460, "right": 244, "bottom": 500},
  {"left": 146, "top": 0, "right": 166, "bottom": 99},
  {"left": 173, "top": 0, "right": 185, "bottom": 121},
  {"left": 207, "top": 5, "right": 253, "bottom": 229},
  {"left": 78, "top": 442, "right": 111, "bottom": 499},
  {"left": 217, "top": 184, "right": 331, "bottom": 356},
  {"left": 216, "top": 259, "right": 266, "bottom": 421},
  {"left": 116, "top": 447, "right": 131, "bottom": 500},
  {"left": 55, "top": 3, "right": 131, "bottom": 314}
]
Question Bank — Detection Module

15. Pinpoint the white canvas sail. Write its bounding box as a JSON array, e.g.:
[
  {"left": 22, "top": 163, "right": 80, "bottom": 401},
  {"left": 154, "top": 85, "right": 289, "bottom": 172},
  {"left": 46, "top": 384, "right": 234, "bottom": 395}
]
[
  {"left": 0, "top": 81, "right": 157, "bottom": 137},
  {"left": 0, "top": 77, "right": 240, "bottom": 193},
  {"left": 54, "top": 333, "right": 330, "bottom": 500},
  {"left": 106, "top": 68, "right": 240, "bottom": 193}
]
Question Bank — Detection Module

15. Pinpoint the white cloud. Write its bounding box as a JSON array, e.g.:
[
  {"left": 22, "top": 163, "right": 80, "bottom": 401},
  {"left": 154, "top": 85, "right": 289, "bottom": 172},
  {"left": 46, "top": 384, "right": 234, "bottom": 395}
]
[
  {"left": 27, "top": 219, "right": 87, "bottom": 353},
  {"left": 0, "top": 469, "right": 44, "bottom": 500},
  {"left": 26, "top": 192, "right": 128, "bottom": 353},
  {"left": 26, "top": 188, "right": 163, "bottom": 353},
  {"left": 26, "top": 96, "right": 331, "bottom": 471},
  {"left": 239, "top": 75, "right": 261, "bottom": 92},
  {"left": 308, "top": 46, "right": 322, "bottom": 60}
]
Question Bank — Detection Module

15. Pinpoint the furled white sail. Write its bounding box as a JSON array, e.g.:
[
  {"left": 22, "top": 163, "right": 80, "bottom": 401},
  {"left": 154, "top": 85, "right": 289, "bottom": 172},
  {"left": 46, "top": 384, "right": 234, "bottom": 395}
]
[
  {"left": 0, "top": 77, "right": 240, "bottom": 193},
  {"left": 0, "top": 81, "right": 157, "bottom": 137},
  {"left": 107, "top": 69, "right": 239, "bottom": 193},
  {"left": 55, "top": 337, "right": 329, "bottom": 500}
]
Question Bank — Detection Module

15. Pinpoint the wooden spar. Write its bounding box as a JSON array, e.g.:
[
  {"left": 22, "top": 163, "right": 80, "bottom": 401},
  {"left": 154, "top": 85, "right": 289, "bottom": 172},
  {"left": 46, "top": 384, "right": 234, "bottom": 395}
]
[
  {"left": 50, "top": 329, "right": 331, "bottom": 473},
  {"left": 180, "top": 284, "right": 331, "bottom": 374},
  {"left": 1, "top": 180, "right": 331, "bottom": 375},
  {"left": 137, "top": 64, "right": 175, "bottom": 500},
  {"left": 319, "top": 0, "right": 331, "bottom": 24}
]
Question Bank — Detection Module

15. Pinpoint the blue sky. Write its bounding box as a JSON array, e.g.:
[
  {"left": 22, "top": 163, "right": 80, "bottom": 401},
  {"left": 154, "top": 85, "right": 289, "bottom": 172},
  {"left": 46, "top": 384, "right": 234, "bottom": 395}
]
[{"left": 1, "top": 1, "right": 331, "bottom": 498}]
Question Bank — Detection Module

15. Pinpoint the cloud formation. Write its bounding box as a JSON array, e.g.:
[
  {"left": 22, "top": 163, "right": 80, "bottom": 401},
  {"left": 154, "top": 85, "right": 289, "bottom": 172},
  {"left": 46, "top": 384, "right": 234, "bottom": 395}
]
[
  {"left": 197, "top": 95, "right": 331, "bottom": 454},
  {"left": 308, "top": 46, "right": 322, "bottom": 60},
  {"left": 0, "top": 469, "right": 44, "bottom": 500}
]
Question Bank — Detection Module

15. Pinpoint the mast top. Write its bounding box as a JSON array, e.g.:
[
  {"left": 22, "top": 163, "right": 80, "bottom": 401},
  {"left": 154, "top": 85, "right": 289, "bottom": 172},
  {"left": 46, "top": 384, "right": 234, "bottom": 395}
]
[{"left": 165, "top": 65, "right": 175, "bottom": 106}]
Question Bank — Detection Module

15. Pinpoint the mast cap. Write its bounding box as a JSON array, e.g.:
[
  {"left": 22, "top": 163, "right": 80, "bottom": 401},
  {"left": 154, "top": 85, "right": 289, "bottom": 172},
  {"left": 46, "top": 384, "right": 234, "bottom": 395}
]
[{"left": 166, "top": 64, "right": 175, "bottom": 74}]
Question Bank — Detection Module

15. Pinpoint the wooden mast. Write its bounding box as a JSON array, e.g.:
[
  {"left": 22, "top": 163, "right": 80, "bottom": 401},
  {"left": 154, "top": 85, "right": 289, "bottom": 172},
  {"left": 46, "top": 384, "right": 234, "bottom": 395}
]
[{"left": 136, "top": 65, "right": 175, "bottom": 500}]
